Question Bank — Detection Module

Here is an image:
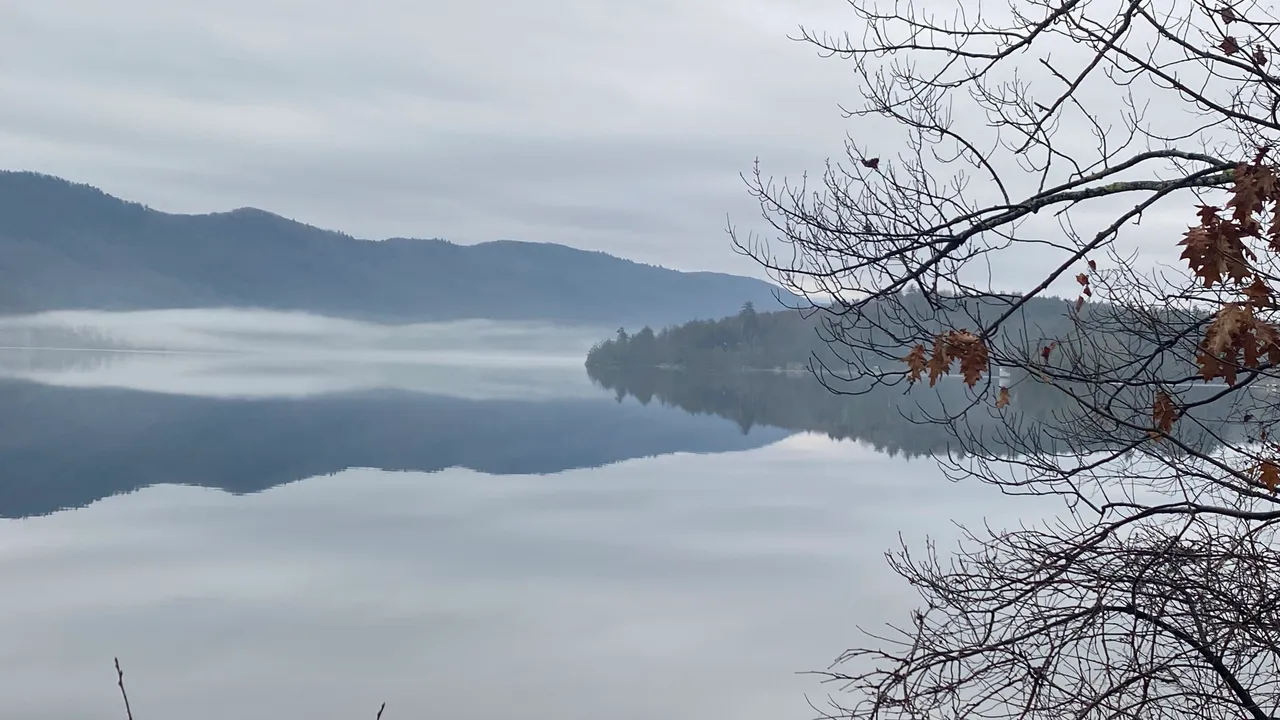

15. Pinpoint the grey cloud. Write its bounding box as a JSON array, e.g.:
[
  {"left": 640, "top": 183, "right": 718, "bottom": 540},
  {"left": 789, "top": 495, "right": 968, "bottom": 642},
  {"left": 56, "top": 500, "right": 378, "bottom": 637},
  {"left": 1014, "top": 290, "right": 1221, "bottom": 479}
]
[
  {"left": 0, "top": 0, "right": 858, "bottom": 276},
  {"left": 0, "top": 0, "right": 1200, "bottom": 285}
]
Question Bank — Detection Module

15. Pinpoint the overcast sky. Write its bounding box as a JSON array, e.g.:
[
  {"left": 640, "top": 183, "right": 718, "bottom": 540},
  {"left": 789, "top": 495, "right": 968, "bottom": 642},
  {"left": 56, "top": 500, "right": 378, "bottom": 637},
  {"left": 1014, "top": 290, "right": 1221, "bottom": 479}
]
[{"left": 0, "top": 0, "right": 871, "bottom": 277}]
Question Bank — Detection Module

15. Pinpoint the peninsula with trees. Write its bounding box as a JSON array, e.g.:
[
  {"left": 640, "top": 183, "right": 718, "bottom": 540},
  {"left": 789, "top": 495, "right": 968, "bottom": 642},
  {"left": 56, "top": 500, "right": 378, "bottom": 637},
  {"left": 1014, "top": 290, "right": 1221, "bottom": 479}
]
[{"left": 586, "top": 294, "right": 1270, "bottom": 458}]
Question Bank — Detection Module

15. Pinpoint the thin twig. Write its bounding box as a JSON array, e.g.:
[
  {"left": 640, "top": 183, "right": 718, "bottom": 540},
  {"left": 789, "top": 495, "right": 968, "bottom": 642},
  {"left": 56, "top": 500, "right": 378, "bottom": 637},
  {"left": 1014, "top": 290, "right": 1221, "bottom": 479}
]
[
  {"left": 114, "top": 657, "right": 134, "bottom": 720},
  {"left": 376, "top": 701, "right": 386, "bottom": 719}
]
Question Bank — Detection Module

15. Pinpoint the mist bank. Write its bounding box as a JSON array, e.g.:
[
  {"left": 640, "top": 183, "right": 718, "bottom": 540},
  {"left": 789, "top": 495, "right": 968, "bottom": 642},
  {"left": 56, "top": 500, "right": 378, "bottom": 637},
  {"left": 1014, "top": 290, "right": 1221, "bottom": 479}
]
[
  {"left": 0, "top": 308, "right": 607, "bottom": 353},
  {"left": 0, "top": 310, "right": 614, "bottom": 399}
]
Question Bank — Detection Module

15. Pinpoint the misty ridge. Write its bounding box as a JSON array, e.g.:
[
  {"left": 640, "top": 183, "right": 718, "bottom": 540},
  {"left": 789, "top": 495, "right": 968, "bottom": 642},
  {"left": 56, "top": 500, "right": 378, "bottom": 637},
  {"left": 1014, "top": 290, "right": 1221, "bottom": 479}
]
[{"left": 0, "top": 171, "right": 794, "bottom": 327}]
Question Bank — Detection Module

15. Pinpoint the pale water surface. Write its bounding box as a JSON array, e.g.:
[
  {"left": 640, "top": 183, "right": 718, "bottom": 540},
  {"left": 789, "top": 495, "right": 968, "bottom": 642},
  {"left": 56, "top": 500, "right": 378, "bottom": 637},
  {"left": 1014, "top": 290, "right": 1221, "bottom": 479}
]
[{"left": 0, "top": 310, "right": 1045, "bottom": 719}]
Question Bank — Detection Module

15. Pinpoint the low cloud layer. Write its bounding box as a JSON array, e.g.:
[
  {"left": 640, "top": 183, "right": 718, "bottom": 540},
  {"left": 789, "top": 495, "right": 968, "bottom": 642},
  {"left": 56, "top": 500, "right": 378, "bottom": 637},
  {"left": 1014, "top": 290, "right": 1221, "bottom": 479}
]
[{"left": 0, "top": 0, "right": 860, "bottom": 276}]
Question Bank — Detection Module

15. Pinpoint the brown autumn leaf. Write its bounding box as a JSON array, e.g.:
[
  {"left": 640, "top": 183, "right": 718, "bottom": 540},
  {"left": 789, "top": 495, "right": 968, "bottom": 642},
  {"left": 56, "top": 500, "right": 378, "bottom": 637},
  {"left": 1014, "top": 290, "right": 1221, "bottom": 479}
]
[
  {"left": 1258, "top": 322, "right": 1280, "bottom": 366},
  {"left": 1195, "top": 304, "right": 1280, "bottom": 385},
  {"left": 1222, "top": 35, "right": 1241, "bottom": 55},
  {"left": 1194, "top": 351, "right": 1218, "bottom": 383},
  {"left": 1244, "top": 277, "right": 1271, "bottom": 307},
  {"left": 903, "top": 344, "right": 927, "bottom": 384},
  {"left": 995, "top": 385, "right": 1011, "bottom": 409},
  {"left": 1178, "top": 222, "right": 1226, "bottom": 288},
  {"left": 1254, "top": 45, "right": 1268, "bottom": 66},
  {"left": 926, "top": 336, "right": 951, "bottom": 387},
  {"left": 861, "top": 157, "right": 880, "bottom": 170},
  {"left": 1261, "top": 316, "right": 1280, "bottom": 356},
  {"left": 1268, "top": 209, "right": 1280, "bottom": 252},
  {"left": 1205, "top": 304, "right": 1250, "bottom": 355},
  {"left": 951, "top": 331, "right": 989, "bottom": 387},
  {"left": 1075, "top": 296, "right": 1085, "bottom": 312},
  {"left": 1221, "top": 4, "right": 1237, "bottom": 23},
  {"left": 1076, "top": 273, "right": 1089, "bottom": 286},
  {"left": 1179, "top": 205, "right": 1254, "bottom": 288},
  {"left": 1041, "top": 341, "right": 1056, "bottom": 362},
  {"left": 1087, "top": 258, "right": 1097, "bottom": 271},
  {"left": 1153, "top": 390, "right": 1177, "bottom": 435},
  {"left": 1245, "top": 321, "right": 1280, "bottom": 369},
  {"left": 1196, "top": 350, "right": 1239, "bottom": 385},
  {"left": 1228, "top": 161, "right": 1278, "bottom": 232},
  {"left": 1259, "top": 460, "right": 1280, "bottom": 494}
]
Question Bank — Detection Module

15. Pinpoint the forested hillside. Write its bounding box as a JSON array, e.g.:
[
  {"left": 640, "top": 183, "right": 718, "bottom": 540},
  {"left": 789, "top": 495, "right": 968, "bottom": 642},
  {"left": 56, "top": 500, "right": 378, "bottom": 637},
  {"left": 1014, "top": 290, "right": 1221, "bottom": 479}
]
[{"left": 0, "top": 171, "right": 792, "bottom": 326}]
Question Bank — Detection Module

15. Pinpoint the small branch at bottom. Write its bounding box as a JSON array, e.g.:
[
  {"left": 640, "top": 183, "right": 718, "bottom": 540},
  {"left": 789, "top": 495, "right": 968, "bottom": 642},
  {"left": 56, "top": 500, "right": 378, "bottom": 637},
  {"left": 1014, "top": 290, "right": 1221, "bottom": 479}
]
[{"left": 114, "top": 657, "right": 134, "bottom": 720}]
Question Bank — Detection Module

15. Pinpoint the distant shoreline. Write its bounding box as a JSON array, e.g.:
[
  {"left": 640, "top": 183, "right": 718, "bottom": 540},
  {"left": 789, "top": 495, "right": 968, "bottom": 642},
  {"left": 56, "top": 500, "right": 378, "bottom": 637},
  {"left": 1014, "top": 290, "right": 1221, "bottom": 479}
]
[{"left": 0, "top": 345, "right": 234, "bottom": 356}]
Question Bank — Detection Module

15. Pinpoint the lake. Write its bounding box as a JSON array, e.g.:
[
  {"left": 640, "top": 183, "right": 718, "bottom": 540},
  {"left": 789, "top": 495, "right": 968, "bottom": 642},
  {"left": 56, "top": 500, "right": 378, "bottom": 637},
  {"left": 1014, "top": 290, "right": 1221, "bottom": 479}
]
[{"left": 0, "top": 310, "right": 1040, "bottom": 719}]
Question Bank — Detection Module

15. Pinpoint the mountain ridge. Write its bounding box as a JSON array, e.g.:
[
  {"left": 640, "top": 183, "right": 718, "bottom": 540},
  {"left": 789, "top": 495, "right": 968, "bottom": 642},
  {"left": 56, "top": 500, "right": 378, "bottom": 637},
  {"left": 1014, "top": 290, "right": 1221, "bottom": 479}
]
[{"left": 0, "top": 170, "right": 791, "bottom": 326}]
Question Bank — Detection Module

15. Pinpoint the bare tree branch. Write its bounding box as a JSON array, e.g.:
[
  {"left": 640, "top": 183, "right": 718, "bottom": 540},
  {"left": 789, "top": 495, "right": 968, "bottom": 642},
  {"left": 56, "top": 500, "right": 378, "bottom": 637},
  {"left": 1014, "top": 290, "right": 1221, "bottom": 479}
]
[{"left": 730, "top": 1, "right": 1280, "bottom": 718}]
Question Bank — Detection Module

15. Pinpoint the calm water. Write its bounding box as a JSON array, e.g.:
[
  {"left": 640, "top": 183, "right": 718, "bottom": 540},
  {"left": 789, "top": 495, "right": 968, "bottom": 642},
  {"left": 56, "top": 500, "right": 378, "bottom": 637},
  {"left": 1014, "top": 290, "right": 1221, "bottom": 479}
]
[{"left": 0, "top": 310, "right": 1040, "bottom": 719}]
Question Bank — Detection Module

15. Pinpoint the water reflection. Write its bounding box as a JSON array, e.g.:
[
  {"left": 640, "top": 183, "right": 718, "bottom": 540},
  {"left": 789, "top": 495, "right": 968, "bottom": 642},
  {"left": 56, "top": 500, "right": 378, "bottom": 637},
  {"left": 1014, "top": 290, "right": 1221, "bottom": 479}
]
[
  {"left": 0, "top": 441, "right": 1050, "bottom": 720},
  {"left": 587, "top": 364, "right": 1270, "bottom": 457},
  {"left": 0, "top": 310, "right": 1071, "bottom": 720},
  {"left": 0, "top": 378, "right": 790, "bottom": 518}
]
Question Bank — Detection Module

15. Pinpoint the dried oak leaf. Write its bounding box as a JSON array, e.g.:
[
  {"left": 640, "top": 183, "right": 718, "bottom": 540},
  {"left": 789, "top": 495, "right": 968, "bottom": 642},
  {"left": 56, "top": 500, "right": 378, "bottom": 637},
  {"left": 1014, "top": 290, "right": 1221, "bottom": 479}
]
[
  {"left": 1244, "top": 277, "right": 1272, "bottom": 307},
  {"left": 1222, "top": 35, "right": 1241, "bottom": 55},
  {"left": 926, "top": 336, "right": 952, "bottom": 387},
  {"left": 1260, "top": 460, "right": 1280, "bottom": 494},
  {"left": 1153, "top": 390, "right": 1177, "bottom": 435},
  {"left": 1253, "top": 320, "right": 1280, "bottom": 367},
  {"left": 1228, "top": 161, "right": 1279, "bottom": 231},
  {"left": 903, "top": 344, "right": 927, "bottom": 384},
  {"left": 1254, "top": 45, "right": 1268, "bottom": 66},
  {"left": 1205, "top": 304, "right": 1250, "bottom": 356},
  {"left": 949, "top": 331, "right": 988, "bottom": 388},
  {"left": 1195, "top": 352, "right": 1233, "bottom": 384},
  {"left": 1040, "top": 342, "right": 1056, "bottom": 362},
  {"left": 1087, "top": 258, "right": 1097, "bottom": 271},
  {"left": 1178, "top": 204, "right": 1253, "bottom": 288},
  {"left": 1221, "top": 4, "right": 1237, "bottom": 23},
  {"left": 1076, "top": 273, "right": 1089, "bottom": 286},
  {"left": 860, "top": 157, "right": 880, "bottom": 170},
  {"left": 1196, "top": 304, "right": 1280, "bottom": 384},
  {"left": 995, "top": 385, "right": 1011, "bottom": 409}
]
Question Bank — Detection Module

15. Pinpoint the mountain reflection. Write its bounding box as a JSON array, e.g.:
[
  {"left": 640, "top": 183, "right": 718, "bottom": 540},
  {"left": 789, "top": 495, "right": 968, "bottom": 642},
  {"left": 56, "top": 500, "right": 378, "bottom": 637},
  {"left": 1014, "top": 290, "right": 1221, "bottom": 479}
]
[
  {"left": 7, "top": 321, "right": 1270, "bottom": 522},
  {"left": 0, "top": 379, "right": 790, "bottom": 519}
]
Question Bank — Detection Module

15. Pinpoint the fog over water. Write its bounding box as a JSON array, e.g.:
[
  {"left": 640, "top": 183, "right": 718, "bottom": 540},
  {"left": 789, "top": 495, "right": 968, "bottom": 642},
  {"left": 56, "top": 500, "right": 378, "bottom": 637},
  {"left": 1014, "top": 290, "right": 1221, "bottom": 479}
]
[
  {"left": 0, "top": 310, "right": 607, "bottom": 398},
  {"left": 0, "top": 309, "right": 1055, "bottom": 720}
]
